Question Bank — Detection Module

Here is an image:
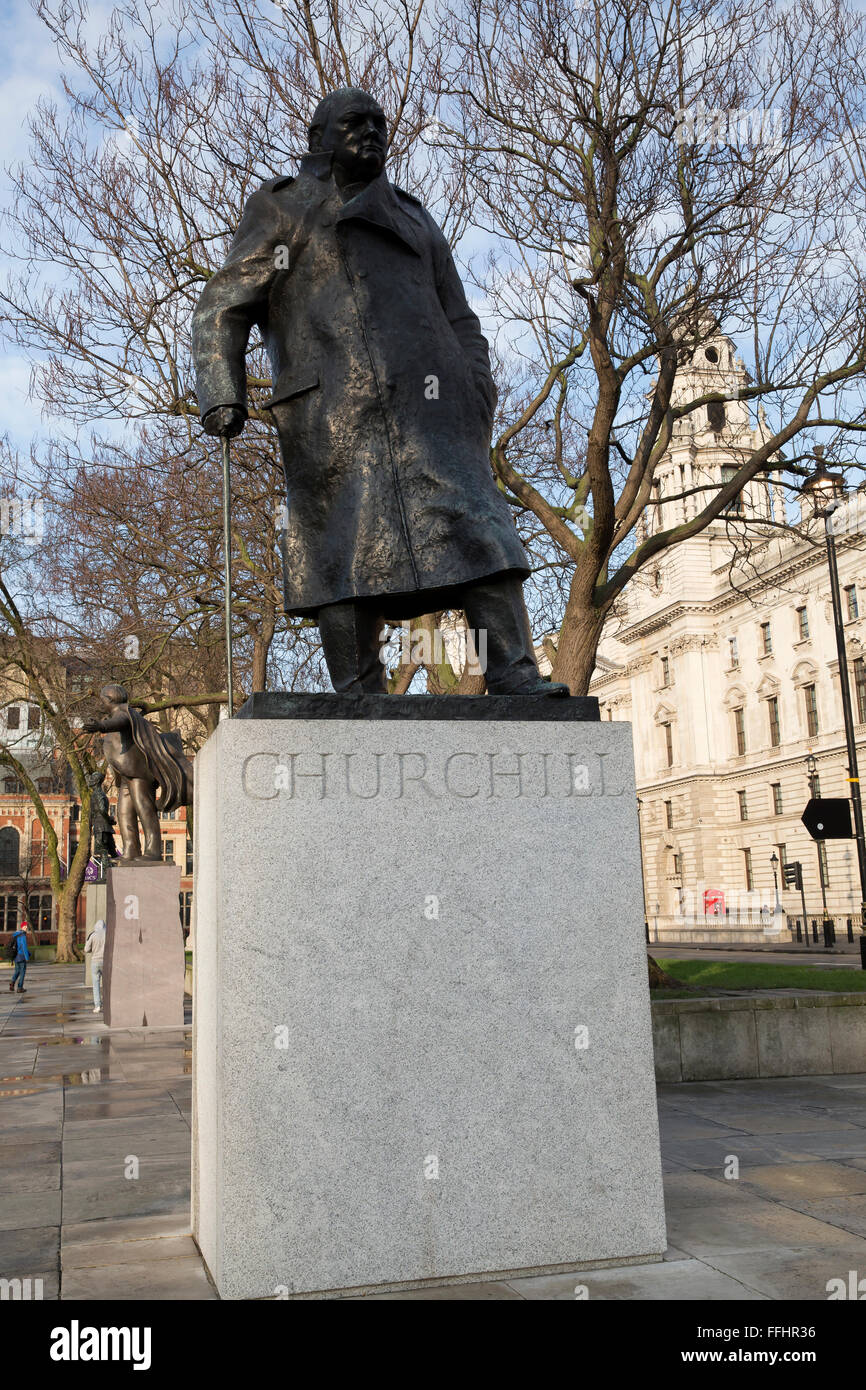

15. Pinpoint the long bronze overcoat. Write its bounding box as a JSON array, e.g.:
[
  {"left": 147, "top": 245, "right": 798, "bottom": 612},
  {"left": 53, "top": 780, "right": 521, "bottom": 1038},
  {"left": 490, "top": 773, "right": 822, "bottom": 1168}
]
[{"left": 192, "top": 152, "right": 529, "bottom": 615}]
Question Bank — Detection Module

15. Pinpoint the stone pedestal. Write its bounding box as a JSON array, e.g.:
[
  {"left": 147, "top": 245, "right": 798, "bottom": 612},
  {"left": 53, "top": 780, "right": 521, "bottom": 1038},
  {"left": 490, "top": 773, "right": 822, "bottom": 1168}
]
[
  {"left": 192, "top": 701, "right": 666, "bottom": 1299},
  {"left": 104, "top": 864, "right": 185, "bottom": 1028}
]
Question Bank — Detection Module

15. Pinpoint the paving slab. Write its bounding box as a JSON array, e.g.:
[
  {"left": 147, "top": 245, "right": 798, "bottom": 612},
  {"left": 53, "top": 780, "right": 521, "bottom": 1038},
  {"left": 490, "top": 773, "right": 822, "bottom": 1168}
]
[
  {"left": 60, "top": 1179, "right": 190, "bottom": 1225},
  {"left": 666, "top": 1193, "right": 866, "bottom": 1257},
  {"left": 504, "top": 1259, "right": 769, "bottom": 1301},
  {"left": 61, "top": 1213, "right": 192, "bottom": 1247},
  {"left": 781, "top": 1195, "right": 866, "bottom": 1238},
  {"left": 0, "top": 1192, "right": 62, "bottom": 1231},
  {"left": 2, "top": 1163, "right": 61, "bottom": 1193},
  {"left": 61, "top": 1256, "right": 216, "bottom": 1301},
  {"left": 0, "top": 1224, "right": 59, "bottom": 1275},
  {"left": 704, "top": 1245, "right": 866, "bottom": 1300},
  {"left": 736, "top": 1160, "right": 866, "bottom": 1201},
  {"left": 61, "top": 1234, "right": 200, "bottom": 1269}
]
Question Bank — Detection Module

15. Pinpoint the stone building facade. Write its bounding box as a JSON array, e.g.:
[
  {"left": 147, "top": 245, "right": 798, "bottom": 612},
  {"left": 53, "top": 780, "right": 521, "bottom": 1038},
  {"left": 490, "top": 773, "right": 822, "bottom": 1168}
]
[{"left": 588, "top": 331, "right": 866, "bottom": 939}]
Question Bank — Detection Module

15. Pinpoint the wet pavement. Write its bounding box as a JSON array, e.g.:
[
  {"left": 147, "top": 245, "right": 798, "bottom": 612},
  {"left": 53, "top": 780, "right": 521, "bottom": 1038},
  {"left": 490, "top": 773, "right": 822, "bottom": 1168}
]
[
  {"left": 0, "top": 961, "right": 210, "bottom": 1300},
  {"left": 3, "top": 962, "right": 866, "bottom": 1299}
]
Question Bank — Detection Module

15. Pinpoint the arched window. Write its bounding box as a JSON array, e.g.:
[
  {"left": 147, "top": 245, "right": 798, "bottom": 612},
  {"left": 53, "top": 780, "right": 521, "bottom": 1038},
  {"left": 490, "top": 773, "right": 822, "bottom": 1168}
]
[{"left": 0, "top": 827, "right": 20, "bottom": 876}]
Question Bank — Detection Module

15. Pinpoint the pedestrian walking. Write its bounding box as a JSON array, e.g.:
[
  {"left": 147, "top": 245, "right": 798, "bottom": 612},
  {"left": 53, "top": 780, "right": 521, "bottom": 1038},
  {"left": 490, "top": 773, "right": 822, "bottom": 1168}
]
[
  {"left": 84, "top": 918, "right": 107, "bottom": 1014},
  {"left": 8, "top": 921, "right": 31, "bottom": 994}
]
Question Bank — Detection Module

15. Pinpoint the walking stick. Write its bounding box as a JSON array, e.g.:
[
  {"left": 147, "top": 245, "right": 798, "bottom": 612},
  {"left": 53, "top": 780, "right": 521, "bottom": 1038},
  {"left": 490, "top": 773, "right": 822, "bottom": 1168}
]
[{"left": 221, "top": 433, "right": 234, "bottom": 717}]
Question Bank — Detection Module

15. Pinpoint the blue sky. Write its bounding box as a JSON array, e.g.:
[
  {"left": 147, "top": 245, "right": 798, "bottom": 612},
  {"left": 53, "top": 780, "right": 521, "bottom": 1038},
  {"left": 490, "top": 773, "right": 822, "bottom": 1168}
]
[{"left": 0, "top": 0, "right": 68, "bottom": 449}]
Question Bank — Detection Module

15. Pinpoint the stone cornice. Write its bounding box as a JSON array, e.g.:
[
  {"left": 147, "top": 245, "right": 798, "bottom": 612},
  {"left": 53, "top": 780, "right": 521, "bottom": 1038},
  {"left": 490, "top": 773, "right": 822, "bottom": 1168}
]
[{"left": 612, "top": 528, "right": 866, "bottom": 645}]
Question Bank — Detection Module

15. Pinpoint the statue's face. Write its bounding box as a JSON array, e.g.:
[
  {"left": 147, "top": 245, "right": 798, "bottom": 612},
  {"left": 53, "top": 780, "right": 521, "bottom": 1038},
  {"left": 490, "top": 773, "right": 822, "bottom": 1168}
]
[{"left": 318, "top": 97, "right": 387, "bottom": 183}]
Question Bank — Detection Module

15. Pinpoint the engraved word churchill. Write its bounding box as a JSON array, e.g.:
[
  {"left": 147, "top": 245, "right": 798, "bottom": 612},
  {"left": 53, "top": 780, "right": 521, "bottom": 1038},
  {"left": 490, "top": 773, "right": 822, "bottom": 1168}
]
[{"left": 242, "top": 749, "right": 625, "bottom": 801}]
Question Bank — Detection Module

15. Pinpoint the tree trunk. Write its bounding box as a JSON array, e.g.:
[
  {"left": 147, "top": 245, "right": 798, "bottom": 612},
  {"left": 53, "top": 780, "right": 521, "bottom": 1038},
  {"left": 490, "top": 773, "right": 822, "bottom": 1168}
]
[
  {"left": 551, "top": 591, "right": 607, "bottom": 695},
  {"left": 55, "top": 889, "right": 81, "bottom": 964},
  {"left": 54, "top": 831, "right": 91, "bottom": 964},
  {"left": 648, "top": 955, "right": 681, "bottom": 989}
]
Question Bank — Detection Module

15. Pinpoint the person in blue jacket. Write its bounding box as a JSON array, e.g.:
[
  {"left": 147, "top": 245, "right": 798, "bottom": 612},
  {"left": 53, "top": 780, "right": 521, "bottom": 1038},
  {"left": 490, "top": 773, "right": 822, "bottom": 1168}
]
[{"left": 8, "top": 921, "right": 30, "bottom": 993}]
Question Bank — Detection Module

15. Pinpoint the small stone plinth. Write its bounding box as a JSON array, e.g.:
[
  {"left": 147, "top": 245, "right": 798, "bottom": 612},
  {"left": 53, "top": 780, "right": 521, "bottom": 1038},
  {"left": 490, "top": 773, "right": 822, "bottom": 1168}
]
[
  {"left": 104, "top": 864, "right": 185, "bottom": 1029},
  {"left": 192, "top": 706, "right": 665, "bottom": 1298}
]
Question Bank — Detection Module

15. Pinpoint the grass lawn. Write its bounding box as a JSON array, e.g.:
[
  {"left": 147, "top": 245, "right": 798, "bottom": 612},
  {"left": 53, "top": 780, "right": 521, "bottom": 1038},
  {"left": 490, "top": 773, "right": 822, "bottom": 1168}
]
[{"left": 656, "top": 958, "right": 866, "bottom": 994}]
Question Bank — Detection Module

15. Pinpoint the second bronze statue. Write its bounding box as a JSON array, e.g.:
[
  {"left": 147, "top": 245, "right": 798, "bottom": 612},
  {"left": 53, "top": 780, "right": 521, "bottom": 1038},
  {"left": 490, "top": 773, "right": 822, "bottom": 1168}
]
[
  {"left": 192, "top": 87, "right": 568, "bottom": 698},
  {"left": 83, "top": 685, "right": 194, "bottom": 865}
]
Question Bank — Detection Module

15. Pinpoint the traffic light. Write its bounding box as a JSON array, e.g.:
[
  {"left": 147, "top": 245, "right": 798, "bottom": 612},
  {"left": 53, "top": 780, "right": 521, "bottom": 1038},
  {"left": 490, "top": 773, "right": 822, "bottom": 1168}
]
[{"left": 783, "top": 861, "right": 803, "bottom": 890}]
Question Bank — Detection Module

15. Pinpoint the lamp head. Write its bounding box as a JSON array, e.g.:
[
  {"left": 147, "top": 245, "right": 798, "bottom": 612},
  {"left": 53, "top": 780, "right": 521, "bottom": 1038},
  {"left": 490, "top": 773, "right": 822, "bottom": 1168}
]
[{"left": 802, "top": 446, "right": 845, "bottom": 516}]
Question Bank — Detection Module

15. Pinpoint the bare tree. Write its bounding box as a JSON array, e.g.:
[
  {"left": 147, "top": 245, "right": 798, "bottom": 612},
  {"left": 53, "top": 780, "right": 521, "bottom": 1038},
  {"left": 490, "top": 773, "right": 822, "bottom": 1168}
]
[
  {"left": 4, "top": 0, "right": 866, "bottom": 709},
  {"left": 438, "top": 0, "right": 866, "bottom": 690}
]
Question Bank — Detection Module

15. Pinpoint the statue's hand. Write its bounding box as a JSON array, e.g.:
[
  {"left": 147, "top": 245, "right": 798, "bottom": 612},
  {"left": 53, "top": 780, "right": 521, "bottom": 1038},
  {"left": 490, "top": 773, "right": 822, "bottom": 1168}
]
[
  {"left": 82, "top": 720, "right": 102, "bottom": 733},
  {"left": 202, "top": 405, "right": 245, "bottom": 438}
]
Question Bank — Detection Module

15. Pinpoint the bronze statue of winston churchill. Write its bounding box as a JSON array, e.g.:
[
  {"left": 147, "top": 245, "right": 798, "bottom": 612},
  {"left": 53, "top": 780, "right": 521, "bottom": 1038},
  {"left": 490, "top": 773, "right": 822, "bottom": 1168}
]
[{"left": 192, "top": 88, "right": 567, "bottom": 697}]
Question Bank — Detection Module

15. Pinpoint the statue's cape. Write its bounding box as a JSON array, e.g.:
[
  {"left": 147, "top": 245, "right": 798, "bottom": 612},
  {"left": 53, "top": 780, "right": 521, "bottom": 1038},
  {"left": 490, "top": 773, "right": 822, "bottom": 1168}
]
[{"left": 124, "top": 705, "right": 193, "bottom": 813}]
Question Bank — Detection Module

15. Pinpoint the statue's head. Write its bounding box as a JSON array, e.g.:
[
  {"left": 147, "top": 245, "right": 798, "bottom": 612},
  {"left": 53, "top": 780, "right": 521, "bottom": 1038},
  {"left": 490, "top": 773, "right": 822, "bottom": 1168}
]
[
  {"left": 86, "top": 770, "right": 105, "bottom": 787},
  {"left": 99, "top": 683, "right": 128, "bottom": 711},
  {"left": 308, "top": 88, "right": 387, "bottom": 184}
]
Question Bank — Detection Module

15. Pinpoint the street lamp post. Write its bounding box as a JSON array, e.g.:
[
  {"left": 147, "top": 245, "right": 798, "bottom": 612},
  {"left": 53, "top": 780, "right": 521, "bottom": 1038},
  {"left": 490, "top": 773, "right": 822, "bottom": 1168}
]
[
  {"left": 770, "top": 851, "right": 781, "bottom": 912},
  {"left": 802, "top": 451, "right": 866, "bottom": 944},
  {"left": 806, "top": 752, "right": 833, "bottom": 946}
]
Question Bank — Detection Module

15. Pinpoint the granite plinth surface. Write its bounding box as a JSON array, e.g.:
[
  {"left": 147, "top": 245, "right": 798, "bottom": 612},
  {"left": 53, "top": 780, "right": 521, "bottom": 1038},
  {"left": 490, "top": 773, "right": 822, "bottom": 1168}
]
[
  {"left": 104, "top": 865, "right": 185, "bottom": 1029},
  {"left": 192, "top": 715, "right": 665, "bottom": 1298},
  {"left": 236, "top": 690, "right": 600, "bottom": 721}
]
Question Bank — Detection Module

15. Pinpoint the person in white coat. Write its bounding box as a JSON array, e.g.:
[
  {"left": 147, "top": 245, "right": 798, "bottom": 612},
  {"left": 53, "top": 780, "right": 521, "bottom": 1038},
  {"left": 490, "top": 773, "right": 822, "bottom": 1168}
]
[{"left": 84, "top": 919, "right": 107, "bottom": 1014}]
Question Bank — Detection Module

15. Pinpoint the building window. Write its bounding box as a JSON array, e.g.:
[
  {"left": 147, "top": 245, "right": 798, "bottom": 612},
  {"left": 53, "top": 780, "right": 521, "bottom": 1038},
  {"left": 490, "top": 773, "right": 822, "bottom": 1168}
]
[
  {"left": 30, "top": 834, "right": 47, "bottom": 878},
  {"left": 743, "top": 848, "right": 754, "bottom": 891},
  {"left": 185, "top": 837, "right": 193, "bottom": 875},
  {"left": 810, "top": 772, "right": 821, "bottom": 798},
  {"left": 179, "top": 891, "right": 193, "bottom": 930},
  {"left": 767, "top": 696, "right": 781, "bottom": 748},
  {"left": 5, "top": 707, "right": 19, "bottom": 730},
  {"left": 673, "top": 853, "right": 683, "bottom": 878},
  {"left": 662, "top": 722, "right": 673, "bottom": 768},
  {"left": 738, "top": 789, "right": 748, "bottom": 821},
  {"left": 661, "top": 655, "right": 671, "bottom": 687},
  {"left": 796, "top": 606, "right": 809, "bottom": 641},
  {"left": 27, "top": 706, "right": 40, "bottom": 732},
  {"left": 3, "top": 779, "right": 22, "bottom": 795},
  {"left": 161, "top": 837, "right": 175, "bottom": 863},
  {"left": 776, "top": 843, "right": 787, "bottom": 875},
  {"left": 846, "top": 585, "right": 859, "bottom": 621},
  {"left": 733, "top": 707, "right": 746, "bottom": 755},
  {"left": 804, "top": 683, "right": 819, "bottom": 737},
  {"left": 721, "top": 465, "right": 743, "bottom": 514},
  {"left": 855, "top": 657, "right": 866, "bottom": 724},
  {"left": 728, "top": 636, "right": 739, "bottom": 668},
  {"left": 0, "top": 827, "right": 20, "bottom": 876},
  {"left": 772, "top": 782, "right": 783, "bottom": 815},
  {"left": 27, "top": 894, "right": 52, "bottom": 933},
  {"left": 664, "top": 800, "right": 673, "bottom": 830},
  {"left": 0, "top": 894, "right": 18, "bottom": 930},
  {"left": 818, "top": 841, "right": 830, "bottom": 888},
  {"left": 760, "top": 621, "right": 772, "bottom": 656}
]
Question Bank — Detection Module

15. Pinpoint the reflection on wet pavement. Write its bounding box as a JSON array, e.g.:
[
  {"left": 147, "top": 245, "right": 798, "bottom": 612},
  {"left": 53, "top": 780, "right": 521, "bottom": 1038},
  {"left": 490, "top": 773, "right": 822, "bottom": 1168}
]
[{"left": 0, "top": 962, "right": 202, "bottom": 1300}]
